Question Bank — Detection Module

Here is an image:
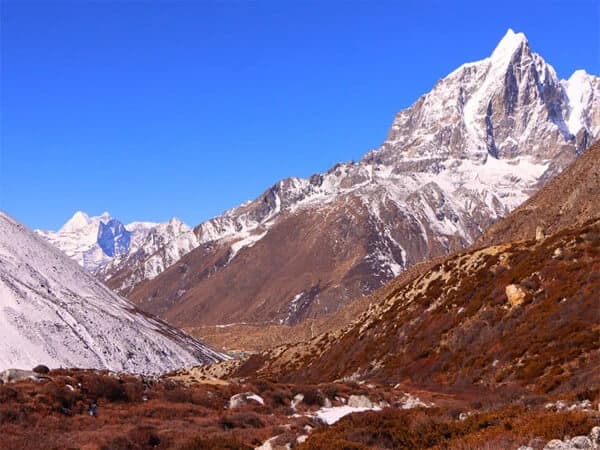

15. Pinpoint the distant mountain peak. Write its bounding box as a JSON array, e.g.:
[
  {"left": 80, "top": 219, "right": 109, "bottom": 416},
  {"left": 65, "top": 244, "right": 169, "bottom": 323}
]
[
  {"left": 60, "top": 211, "right": 92, "bottom": 233},
  {"left": 37, "top": 212, "right": 200, "bottom": 286}
]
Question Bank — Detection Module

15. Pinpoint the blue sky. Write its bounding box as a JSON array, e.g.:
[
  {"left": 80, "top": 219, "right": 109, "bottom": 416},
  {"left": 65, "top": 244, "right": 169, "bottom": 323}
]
[{"left": 1, "top": 0, "right": 599, "bottom": 230}]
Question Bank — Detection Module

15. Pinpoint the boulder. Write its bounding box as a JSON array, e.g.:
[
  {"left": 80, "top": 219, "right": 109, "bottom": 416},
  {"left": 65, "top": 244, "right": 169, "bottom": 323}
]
[
  {"left": 552, "top": 247, "right": 564, "bottom": 259},
  {"left": 589, "top": 426, "right": 600, "bottom": 445},
  {"left": 570, "top": 436, "right": 592, "bottom": 449},
  {"left": 536, "top": 226, "right": 546, "bottom": 241},
  {"left": 0, "top": 368, "right": 38, "bottom": 383},
  {"left": 291, "top": 393, "right": 304, "bottom": 409},
  {"left": 543, "top": 439, "right": 572, "bottom": 450},
  {"left": 347, "top": 395, "right": 374, "bottom": 408},
  {"left": 506, "top": 284, "right": 527, "bottom": 307},
  {"left": 228, "top": 392, "right": 265, "bottom": 409},
  {"left": 33, "top": 364, "right": 50, "bottom": 374}
]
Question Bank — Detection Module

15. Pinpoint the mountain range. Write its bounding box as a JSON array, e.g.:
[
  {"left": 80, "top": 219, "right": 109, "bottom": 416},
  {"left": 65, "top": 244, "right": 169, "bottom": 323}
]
[
  {"left": 36, "top": 212, "right": 200, "bottom": 289},
  {"left": 2, "top": 27, "right": 599, "bottom": 449},
  {"left": 97, "top": 29, "right": 599, "bottom": 330},
  {"left": 35, "top": 30, "right": 599, "bottom": 334}
]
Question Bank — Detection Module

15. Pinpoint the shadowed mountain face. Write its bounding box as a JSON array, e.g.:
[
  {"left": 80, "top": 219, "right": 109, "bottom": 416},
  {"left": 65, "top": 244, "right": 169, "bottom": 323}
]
[
  {"left": 97, "top": 219, "right": 131, "bottom": 257},
  {"left": 110, "top": 29, "right": 598, "bottom": 329}
]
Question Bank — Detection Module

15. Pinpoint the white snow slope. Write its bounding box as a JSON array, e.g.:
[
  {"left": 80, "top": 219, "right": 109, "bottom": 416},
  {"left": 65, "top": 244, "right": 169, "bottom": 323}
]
[{"left": 0, "top": 211, "right": 227, "bottom": 374}]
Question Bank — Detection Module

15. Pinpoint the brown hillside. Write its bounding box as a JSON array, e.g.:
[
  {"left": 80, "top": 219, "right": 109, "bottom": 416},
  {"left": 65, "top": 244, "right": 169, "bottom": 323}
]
[
  {"left": 123, "top": 195, "right": 460, "bottom": 328},
  {"left": 185, "top": 254, "right": 447, "bottom": 352},
  {"left": 235, "top": 219, "right": 600, "bottom": 395}
]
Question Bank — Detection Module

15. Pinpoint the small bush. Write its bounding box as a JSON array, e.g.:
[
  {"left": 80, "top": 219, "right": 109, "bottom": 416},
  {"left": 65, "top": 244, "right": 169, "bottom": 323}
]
[
  {"left": 0, "top": 407, "right": 26, "bottom": 424},
  {"left": 80, "top": 375, "right": 128, "bottom": 402},
  {"left": 294, "top": 386, "right": 325, "bottom": 406},
  {"left": 220, "top": 411, "right": 265, "bottom": 429},
  {"left": 42, "top": 383, "right": 83, "bottom": 411}
]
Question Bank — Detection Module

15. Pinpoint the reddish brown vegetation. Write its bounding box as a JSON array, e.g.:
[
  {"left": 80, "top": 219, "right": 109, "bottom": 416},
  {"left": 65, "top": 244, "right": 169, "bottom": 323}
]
[
  {"left": 299, "top": 406, "right": 600, "bottom": 449},
  {"left": 0, "top": 371, "right": 285, "bottom": 449},
  {"left": 237, "top": 220, "right": 600, "bottom": 398},
  {"left": 1, "top": 370, "right": 598, "bottom": 449},
  {"left": 0, "top": 371, "right": 435, "bottom": 449}
]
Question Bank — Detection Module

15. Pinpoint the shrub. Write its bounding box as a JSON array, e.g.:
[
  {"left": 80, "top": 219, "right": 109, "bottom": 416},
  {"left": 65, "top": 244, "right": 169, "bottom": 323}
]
[
  {"left": 269, "top": 388, "right": 291, "bottom": 406},
  {"left": 294, "top": 386, "right": 325, "bottom": 406},
  {"left": 220, "top": 411, "right": 265, "bottom": 429},
  {"left": 100, "top": 426, "right": 161, "bottom": 450},
  {"left": 80, "top": 375, "right": 129, "bottom": 402},
  {"left": 0, "top": 407, "right": 26, "bottom": 424},
  {"left": 0, "top": 386, "right": 20, "bottom": 402},
  {"left": 42, "top": 383, "right": 83, "bottom": 411}
]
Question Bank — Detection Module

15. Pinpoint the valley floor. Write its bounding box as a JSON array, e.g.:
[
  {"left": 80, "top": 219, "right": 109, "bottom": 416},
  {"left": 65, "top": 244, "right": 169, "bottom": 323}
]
[{"left": 0, "top": 369, "right": 598, "bottom": 449}]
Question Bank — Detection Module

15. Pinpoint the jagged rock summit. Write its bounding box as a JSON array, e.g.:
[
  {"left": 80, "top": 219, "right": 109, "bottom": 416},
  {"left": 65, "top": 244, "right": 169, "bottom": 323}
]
[
  {"left": 108, "top": 30, "right": 599, "bottom": 327},
  {"left": 0, "top": 211, "right": 226, "bottom": 374},
  {"left": 377, "top": 28, "right": 598, "bottom": 166}
]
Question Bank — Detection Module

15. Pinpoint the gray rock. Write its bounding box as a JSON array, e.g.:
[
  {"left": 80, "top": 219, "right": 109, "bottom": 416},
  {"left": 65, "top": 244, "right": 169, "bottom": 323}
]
[
  {"left": 228, "top": 392, "right": 265, "bottom": 409},
  {"left": 543, "top": 440, "right": 572, "bottom": 450},
  {"left": 347, "top": 395, "right": 374, "bottom": 409},
  {"left": 32, "top": 364, "right": 50, "bottom": 374},
  {"left": 570, "top": 436, "right": 592, "bottom": 449},
  {"left": 0, "top": 368, "right": 36, "bottom": 383},
  {"left": 589, "top": 426, "right": 600, "bottom": 445}
]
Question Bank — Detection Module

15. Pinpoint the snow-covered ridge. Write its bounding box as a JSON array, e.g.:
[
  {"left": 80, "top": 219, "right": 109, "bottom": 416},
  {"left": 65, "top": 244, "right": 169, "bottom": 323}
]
[
  {"left": 0, "top": 211, "right": 227, "bottom": 374},
  {"left": 193, "top": 29, "right": 597, "bottom": 243},
  {"left": 36, "top": 212, "right": 200, "bottom": 281}
]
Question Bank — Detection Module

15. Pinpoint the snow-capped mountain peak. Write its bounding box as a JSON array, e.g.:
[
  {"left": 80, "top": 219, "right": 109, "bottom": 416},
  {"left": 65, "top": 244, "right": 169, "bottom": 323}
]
[
  {"left": 59, "top": 210, "right": 92, "bottom": 233},
  {"left": 490, "top": 28, "right": 528, "bottom": 65},
  {"left": 562, "top": 69, "right": 600, "bottom": 138},
  {"left": 36, "top": 212, "right": 200, "bottom": 276}
]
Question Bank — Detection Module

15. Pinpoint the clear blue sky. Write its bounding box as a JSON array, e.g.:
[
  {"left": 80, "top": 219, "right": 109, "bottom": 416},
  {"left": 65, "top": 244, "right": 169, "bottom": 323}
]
[{"left": 1, "top": 0, "right": 598, "bottom": 230}]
